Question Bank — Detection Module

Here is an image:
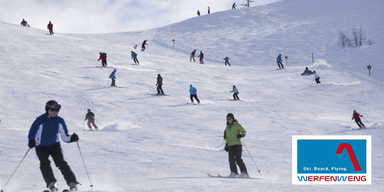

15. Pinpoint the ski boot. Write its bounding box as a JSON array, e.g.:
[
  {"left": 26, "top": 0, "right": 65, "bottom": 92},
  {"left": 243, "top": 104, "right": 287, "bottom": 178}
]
[
  {"left": 69, "top": 182, "right": 78, "bottom": 191},
  {"left": 48, "top": 182, "right": 58, "bottom": 192}
]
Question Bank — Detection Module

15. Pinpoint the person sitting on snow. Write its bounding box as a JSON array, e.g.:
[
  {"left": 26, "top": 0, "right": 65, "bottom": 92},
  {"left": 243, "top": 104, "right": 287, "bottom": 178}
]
[{"left": 303, "top": 67, "right": 312, "bottom": 74}]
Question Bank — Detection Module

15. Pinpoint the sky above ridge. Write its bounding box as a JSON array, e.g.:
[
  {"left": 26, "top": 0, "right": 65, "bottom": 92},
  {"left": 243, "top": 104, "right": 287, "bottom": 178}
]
[{"left": 0, "top": 0, "right": 281, "bottom": 33}]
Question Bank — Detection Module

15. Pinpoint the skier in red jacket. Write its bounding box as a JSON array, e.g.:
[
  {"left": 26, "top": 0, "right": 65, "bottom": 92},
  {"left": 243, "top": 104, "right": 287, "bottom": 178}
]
[
  {"left": 98, "top": 52, "right": 107, "bottom": 67},
  {"left": 352, "top": 110, "right": 365, "bottom": 128},
  {"left": 47, "top": 21, "right": 54, "bottom": 34},
  {"left": 21, "top": 19, "right": 28, "bottom": 26}
]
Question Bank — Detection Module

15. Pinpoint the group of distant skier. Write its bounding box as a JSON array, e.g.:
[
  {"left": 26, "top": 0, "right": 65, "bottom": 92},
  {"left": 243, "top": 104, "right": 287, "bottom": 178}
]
[{"left": 20, "top": 19, "right": 54, "bottom": 34}]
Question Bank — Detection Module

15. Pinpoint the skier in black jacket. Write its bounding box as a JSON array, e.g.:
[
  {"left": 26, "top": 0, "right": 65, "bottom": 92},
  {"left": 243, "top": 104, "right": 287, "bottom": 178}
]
[
  {"left": 84, "top": 109, "right": 98, "bottom": 130},
  {"left": 141, "top": 40, "right": 148, "bottom": 51}
]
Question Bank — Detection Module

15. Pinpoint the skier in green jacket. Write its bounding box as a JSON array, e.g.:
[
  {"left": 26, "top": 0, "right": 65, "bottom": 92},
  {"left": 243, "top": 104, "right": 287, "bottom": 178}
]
[{"left": 223, "top": 113, "right": 249, "bottom": 178}]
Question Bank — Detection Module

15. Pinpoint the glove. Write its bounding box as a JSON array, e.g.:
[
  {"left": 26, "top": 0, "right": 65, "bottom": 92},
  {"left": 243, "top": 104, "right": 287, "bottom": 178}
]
[
  {"left": 28, "top": 140, "right": 36, "bottom": 148},
  {"left": 224, "top": 143, "right": 229, "bottom": 152},
  {"left": 237, "top": 134, "right": 244, "bottom": 139},
  {"left": 70, "top": 133, "right": 79, "bottom": 142}
]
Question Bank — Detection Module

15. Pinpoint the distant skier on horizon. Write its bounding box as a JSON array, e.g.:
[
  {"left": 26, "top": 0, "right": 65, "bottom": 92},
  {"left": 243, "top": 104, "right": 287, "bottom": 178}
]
[
  {"left": 276, "top": 54, "right": 284, "bottom": 69},
  {"left": 141, "top": 40, "right": 148, "bottom": 51},
  {"left": 352, "top": 110, "right": 365, "bottom": 128},
  {"left": 197, "top": 10, "right": 200, "bottom": 16},
  {"left": 232, "top": 3, "right": 237, "bottom": 9},
  {"left": 21, "top": 19, "right": 29, "bottom": 27},
  {"left": 208, "top": 6, "right": 211, "bottom": 14},
  {"left": 198, "top": 51, "right": 204, "bottom": 64},
  {"left": 47, "top": 21, "right": 54, "bottom": 34}
]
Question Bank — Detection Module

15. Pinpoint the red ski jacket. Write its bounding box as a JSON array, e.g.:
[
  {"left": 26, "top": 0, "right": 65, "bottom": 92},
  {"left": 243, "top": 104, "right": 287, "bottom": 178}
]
[{"left": 352, "top": 112, "right": 361, "bottom": 121}]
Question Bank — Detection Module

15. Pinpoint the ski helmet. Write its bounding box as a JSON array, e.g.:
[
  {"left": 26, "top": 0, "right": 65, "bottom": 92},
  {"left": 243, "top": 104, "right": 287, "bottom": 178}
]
[
  {"left": 87, "top": 109, "right": 91, "bottom": 112},
  {"left": 227, "top": 113, "right": 234, "bottom": 119},
  {"left": 45, "top": 100, "right": 61, "bottom": 112}
]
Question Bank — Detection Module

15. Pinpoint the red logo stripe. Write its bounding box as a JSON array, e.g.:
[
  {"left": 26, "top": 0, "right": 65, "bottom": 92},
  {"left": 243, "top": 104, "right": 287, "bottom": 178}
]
[{"left": 336, "top": 143, "right": 362, "bottom": 171}]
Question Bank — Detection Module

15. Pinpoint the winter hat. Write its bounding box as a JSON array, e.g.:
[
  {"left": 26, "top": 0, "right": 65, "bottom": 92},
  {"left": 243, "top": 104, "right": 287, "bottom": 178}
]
[
  {"left": 87, "top": 109, "right": 91, "bottom": 112},
  {"left": 227, "top": 113, "right": 234, "bottom": 119}
]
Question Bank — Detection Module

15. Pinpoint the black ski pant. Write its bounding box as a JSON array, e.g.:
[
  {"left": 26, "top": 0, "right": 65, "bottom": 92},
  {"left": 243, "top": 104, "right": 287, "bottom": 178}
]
[
  {"left": 133, "top": 58, "right": 139, "bottom": 64},
  {"left": 233, "top": 93, "right": 239, "bottom": 100},
  {"left": 35, "top": 143, "right": 77, "bottom": 187},
  {"left": 228, "top": 145, "right": 247, "bottom": 174},
  {"left": 190, "top": 94, "right": 200, "bottom": 103},
  {"left": 157, "top": 84, "right": 164, "bottom": 94},
  {"left": 111, "top": 78, "right": 116, "bottom": 86},
  {"left": 49, "top": 29, "right": 54, "bottom": 35},
  {"left": 225, "top": 61, "right": 231, "bottom": 66},
  {"left": 355, "top": 120, "right": 365, "bottom": 128},
  {"left": 102, "top": 60, "right": 107, "bottom": 67},
  {"left": 315, "top": 77, "right": 321, "bottom": 84},
  {"left": 277, "top": 61, "right": 284, "bottom": 69}
]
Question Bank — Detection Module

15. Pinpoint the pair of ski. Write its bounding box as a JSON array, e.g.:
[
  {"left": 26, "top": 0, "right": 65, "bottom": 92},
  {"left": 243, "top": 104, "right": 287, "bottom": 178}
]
[
  {"left": 43, "top": 189, "right": 74, "bottom": 192},
  {"left": 83, "top": 128, "right": 98, "bottom": 131},
  {"left": 187, "top": 103, "right": 199, "bottom": 105},
  {"left": 147, "top": 93, "right": 170, "bottom": 96},
  {"left": 352, "top": 127, "right": 367, "bottom": 130},
  {"left": 207, "top": 173, "right": 255, "bottom": 179}
]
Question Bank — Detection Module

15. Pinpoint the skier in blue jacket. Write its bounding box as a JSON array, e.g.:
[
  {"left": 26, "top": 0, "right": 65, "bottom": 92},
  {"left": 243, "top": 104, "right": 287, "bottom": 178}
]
[
  {"left": 189, "top": 84, "right": 200, "bottom": 104},
  {"left": 131, "top": 51, "right": 139, "bottom": 65},
  {"left": 224, "top": 56, "right": 231, "bottom": 66},
  {"left": 28, "top": 100, "right": 79, "bottom": 191},
  {"left": 230, "top": 85, "right": 239, "bottom": 100},
  {"left": 276, "top": 54, "right": 284, "bottom": 69},
  {"left": 109, "top": 68, "right": 117, "bottom": 86}
]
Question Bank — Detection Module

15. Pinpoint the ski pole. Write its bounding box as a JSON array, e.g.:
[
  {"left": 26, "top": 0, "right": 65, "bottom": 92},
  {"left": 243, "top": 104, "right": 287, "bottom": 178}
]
[
  {"left": 242, "top": 139, "right": 261, "bottom": 174},
  {"left": 348, "top": 119, "right": 353, "bottom": 128},
  {"left": 311, "top": 78, "right": 315, "bottom": 86},
  {"left": 227, "top": 92, "right": 231, "bottom": 99},
  {"left": 362, "top": 117, "right": 372, "bottom": 126},
  {"left": 82, "top": 120, "right": 85, "bottom": 130},
  {"left": 216, "top": 142, "right": 225, "bottom": 149},
  {"left": 76, "top": 141, "right": 93, "bottom": 189},
  {"left": 95, "top": 119, "right": 104, "bottom": 127},
  {"left": 1, "top": 148, "right": 31, "bottom": 192}
]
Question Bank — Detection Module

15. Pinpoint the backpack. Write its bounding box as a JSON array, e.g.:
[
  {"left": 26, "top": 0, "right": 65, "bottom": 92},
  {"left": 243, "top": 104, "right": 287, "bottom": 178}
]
[{"left": 102, "top": 52, "right": 107, "bottom": 58}]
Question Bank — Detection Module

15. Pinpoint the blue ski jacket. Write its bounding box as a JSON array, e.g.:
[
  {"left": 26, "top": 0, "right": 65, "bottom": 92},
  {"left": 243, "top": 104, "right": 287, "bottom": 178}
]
[
  {"left": 28, "top": 113, "right": 72, "bottom": 147},
  {"left": 232, "top": 87, "right": 239, "bottom": 94},
  {"left": 277, "top": 55, "right": 282, "bottom": 62},
  {"left": 189, "top": 87, "right": 197, "bottom": 95},
  {"left": 109, "top": 71, "right": 116, "bottom": 79}
]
